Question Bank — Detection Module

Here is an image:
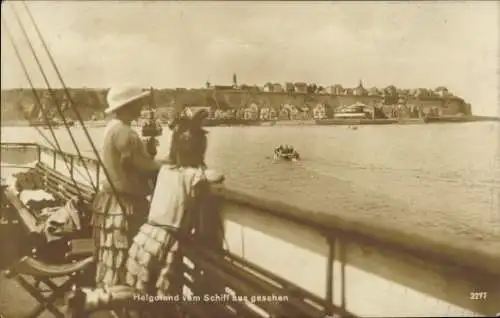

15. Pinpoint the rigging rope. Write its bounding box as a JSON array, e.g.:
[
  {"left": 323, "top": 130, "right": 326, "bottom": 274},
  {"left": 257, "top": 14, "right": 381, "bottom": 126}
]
[
  {"left": 21, "top": 0, "right": 136, "bottom": 213},
  {"left": 1, "top": 14, "right": 90, "bottom": 197},
  {"left": 10, "top": 0, "right": 237, "bottom": 269},
  {"left": 2, "top": 17, "right": 62, "bottom": 152},
  {"left": 10, "top": 3, "right": 98, "bottom": 192}
]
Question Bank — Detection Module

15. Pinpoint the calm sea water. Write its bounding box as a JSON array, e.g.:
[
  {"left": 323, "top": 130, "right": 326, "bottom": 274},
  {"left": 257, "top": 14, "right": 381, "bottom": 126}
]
[{"left": 1, "top": 123, "right": 499, "bottom": 255}]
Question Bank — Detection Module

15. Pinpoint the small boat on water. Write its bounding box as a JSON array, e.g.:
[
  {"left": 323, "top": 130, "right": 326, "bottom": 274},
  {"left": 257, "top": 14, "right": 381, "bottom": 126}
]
[
  {"left": 274, "top": 145, "right": 300, "bottom": 161},
  {"left": 276, "top": 152, "right": 300, "bottom": 161}
]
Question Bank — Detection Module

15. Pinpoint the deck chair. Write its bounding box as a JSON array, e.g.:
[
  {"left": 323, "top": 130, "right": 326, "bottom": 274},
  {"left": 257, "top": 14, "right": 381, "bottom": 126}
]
[
  {"left": 4, "top": 255, "right": 94, "bottom": 318},
  {"left": 2, "top": 187, "right": 96, "bottom": 318}
]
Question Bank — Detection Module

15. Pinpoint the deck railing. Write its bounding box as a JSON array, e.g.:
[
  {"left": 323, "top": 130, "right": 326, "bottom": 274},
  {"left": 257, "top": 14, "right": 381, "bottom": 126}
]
[
  {"left": 0, "top": 142, "right": 100, "bottom": 189},
  {"left": 1, "top": 142, "right": 499, "bottom": 317}
]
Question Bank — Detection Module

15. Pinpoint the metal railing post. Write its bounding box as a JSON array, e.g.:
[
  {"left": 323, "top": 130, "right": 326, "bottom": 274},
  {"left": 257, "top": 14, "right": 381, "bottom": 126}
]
[
  {"left": 52, "top": 149, "right": 56, "bottom": 169},
  {"left": 325, "top": 236, "right": 335, "bottom": 316},
  {"left": 69, "top": 155, "right": 74, "bottom": 179},
  {"left": 96, "top": 163, "right": 100, "bottom": 189},
  {"left": 36, "top": 144, "right": 41, "bottom": 163}
]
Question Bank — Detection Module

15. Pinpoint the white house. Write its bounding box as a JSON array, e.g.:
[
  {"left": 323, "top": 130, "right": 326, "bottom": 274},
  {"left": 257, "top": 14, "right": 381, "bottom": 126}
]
[
  {"left": 244, "top": 103, "right": 259, "bottom": 120},
  {"left": 313, "top": 104, "right": 327, "bottom": 119},
  {"left": 272, "top": 83, "right": 284, "bottom": 93},
  {"left": 259, "top": 107, "right": 277, "bottom": 120}
]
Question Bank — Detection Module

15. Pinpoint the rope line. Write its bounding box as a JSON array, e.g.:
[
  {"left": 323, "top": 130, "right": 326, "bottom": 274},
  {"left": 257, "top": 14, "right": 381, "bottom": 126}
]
[
  {"left": 22, "top": 0, "right": 136, "bottom": 213},
  {"left": 1, "top": 14, "right": 90, "bottom": 196},
  {"left": 10, "top": 3, "right": 98, "bottom": 192}
]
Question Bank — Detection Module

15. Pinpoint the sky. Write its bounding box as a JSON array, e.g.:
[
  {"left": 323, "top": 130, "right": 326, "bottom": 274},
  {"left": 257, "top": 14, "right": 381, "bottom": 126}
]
[{"left": 1, "top": 1, "right": 498, "bottom": 116}]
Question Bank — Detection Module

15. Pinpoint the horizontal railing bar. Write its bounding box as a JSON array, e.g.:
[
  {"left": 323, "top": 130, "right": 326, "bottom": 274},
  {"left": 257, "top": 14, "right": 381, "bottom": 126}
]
[
  {"left": 185, "top": 265, "right": 267, "bottom": 318},
  {"left": 214, "top": 188, "right": 500, "bottom": 278},
  {"left": 38, "top": 144, "right": 97, "bottom": 164},
  {"left": 196, "top": 280, "right": 265, "bottom": 318},
  {"left": 183, "top": 249, "right": 297, "bottom": 316},
  {"left": 36, "top": 163, "right": 95, "bottom": 195},
  {"left": 44, "top": 178, "right": 91, "bottom": 203},
  {"left": 185, "top": 270, "right": 270, "bottom": 318},
  {"left": 38, "top": 170, "right": 94, "bottom": 200},
  {"left": 0, "top": 142, "right": 40, "bottom": 148},
  {"left": 225, "top": 251, "right": 355, "bottom": 317},
  {"left": 185, "top": 245, "right": 328, "bottom": 317},
  {"left": 0, "top": 164, "right": 38, "bottom": 169}
]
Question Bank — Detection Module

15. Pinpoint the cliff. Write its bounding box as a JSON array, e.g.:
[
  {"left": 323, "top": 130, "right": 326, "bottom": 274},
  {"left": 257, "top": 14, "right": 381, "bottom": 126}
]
[
  {"left": 1, "top": 88, "right": 106, "bottom": 122},
  {"left": 0, "top": 88, "right": 470, "bottom": 122}
]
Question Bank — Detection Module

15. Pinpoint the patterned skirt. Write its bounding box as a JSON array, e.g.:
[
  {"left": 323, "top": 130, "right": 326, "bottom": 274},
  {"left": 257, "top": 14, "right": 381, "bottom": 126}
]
[
  {"left": 125, "top": 223, "right": 182, "bottom": 296},
  {"left": 91, "top": 191, "right": 150, "bottom": 288},
  {"left": 77, "top": 224, "right": 185, "bottom": 317}
]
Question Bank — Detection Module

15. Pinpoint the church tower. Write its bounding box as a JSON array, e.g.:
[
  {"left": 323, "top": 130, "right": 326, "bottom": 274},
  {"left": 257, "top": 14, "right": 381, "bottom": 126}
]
[{"left": 354, "top": 79, "right": 368, "bottom": 96}]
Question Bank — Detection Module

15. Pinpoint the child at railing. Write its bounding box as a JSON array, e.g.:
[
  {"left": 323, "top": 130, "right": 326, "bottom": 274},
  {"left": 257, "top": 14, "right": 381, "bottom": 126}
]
[{"left": 69, "top": 109, "right": 224, "bottom": 317}]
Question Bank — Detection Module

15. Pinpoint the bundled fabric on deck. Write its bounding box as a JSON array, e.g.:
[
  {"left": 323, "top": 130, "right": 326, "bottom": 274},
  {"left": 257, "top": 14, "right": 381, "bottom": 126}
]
[
  {"left": 13, "top": 168, "right": 45, "bottom": 192},
  {"left": 38, "top": 196, "right": 83, "bottom": 242}
]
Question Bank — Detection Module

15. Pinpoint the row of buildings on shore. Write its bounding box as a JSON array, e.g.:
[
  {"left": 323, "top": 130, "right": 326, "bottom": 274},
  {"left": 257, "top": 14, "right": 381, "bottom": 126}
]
[
  {"left": 1, "top": 76, "right": 471, "bottom": 122},
  {"left": 207, "top": 74, "right": 462, "bottom": 100},
  {"left": 148, "top": 77, "right": 470, "bottom": 121},
  {"left": 152, "top": 101, "right": 461, "bottom": 122},
  {"left": 195, "top": 76, "right": 470, "bottom": 120}
]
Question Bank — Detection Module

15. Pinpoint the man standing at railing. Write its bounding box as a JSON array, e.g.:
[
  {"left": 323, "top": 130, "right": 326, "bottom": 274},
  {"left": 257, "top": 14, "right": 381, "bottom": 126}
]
[{"left": 91, "top": 86, "right": 170, "bottom": 288}]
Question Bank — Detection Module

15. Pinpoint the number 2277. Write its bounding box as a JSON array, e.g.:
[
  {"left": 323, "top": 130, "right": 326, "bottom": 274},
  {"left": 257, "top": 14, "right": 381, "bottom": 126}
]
[{"left": 470, "top": 292, "right": 487, "bottom": 300}]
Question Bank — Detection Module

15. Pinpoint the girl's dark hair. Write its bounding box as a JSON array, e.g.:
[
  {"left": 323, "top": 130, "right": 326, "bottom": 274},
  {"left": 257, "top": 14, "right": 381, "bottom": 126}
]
[{"left": 168, "top": 117, "right": 207, "bottom": 168}]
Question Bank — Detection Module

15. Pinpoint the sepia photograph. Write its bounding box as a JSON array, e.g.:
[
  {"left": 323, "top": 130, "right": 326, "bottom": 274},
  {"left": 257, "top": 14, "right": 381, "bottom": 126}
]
[{"left": 0, "top": 1, "right": 499, "bottom": 317}]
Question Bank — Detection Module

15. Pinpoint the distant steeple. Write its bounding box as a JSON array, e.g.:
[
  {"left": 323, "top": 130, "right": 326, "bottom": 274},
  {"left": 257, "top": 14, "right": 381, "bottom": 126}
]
[
  {"left": 232, "top": 73, "right": 238, "bottom": 87},
  {"left": 353, "top": 79, "right": 368, "bottom": 96}
]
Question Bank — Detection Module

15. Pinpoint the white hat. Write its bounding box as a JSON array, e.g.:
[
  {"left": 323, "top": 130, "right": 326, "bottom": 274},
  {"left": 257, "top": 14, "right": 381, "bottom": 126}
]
[{"left": 104, "top": 86, "right": 150, "bottom": 114}]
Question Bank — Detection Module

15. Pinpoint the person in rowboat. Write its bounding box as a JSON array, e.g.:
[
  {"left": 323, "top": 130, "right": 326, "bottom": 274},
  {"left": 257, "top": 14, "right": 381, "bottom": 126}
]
[
  {"left": 274, "top": 145, "right": 283, "bottom": 160},
  {"left": 91, "top": 86, "right": 170, "bottom": 288},
  {"left": 274, "top": 144, "right": 294, "bottom": 155}
]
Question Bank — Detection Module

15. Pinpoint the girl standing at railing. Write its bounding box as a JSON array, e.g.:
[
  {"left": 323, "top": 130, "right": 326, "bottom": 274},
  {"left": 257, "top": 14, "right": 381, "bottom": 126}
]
[
  {"left": 91, "top": 87, "right": 170, "bottom": 288},
  {"left": 69, "top": 109, "right": 224, "bottom": 317}
]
